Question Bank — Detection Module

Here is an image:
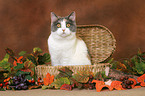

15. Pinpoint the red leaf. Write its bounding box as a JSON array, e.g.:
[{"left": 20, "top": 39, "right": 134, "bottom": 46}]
[{"left": 60, "top": 84, "right": 72, "bottom": 91}]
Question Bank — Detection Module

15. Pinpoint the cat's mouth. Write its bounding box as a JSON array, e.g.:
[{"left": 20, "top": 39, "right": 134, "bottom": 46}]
[{"left": 59, "top": 33, "right": 71, "bottom": 37}]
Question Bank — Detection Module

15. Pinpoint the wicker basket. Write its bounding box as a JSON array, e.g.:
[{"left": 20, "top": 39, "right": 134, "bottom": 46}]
[{"left": 36, "top": 24, "right": 116, "bottom": 78}]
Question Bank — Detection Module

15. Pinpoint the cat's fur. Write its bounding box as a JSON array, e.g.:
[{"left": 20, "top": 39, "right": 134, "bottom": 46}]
[{"left": 48, "top": 12, "right": 91, "bottom": 66}]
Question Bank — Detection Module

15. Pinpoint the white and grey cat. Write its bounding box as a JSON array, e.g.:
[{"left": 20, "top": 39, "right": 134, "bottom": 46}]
[{"left": 48, "top": 12, "right": 91, "bottom": 66}]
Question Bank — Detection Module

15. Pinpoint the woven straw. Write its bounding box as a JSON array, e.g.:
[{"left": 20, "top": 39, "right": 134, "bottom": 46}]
[{"left": 36, "top": 24, "right": 116, "bottom": 78}]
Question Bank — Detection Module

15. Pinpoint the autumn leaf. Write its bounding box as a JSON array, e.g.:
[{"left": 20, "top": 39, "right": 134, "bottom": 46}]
[
  {"left": 55, "top": 67, "right": 73, "bottom": 79},
  {"left": 72, "top": 71, "right": 93, "bottom": 83},
  {"left": 43, "top": 73, "right": 54, "bottom": 86},
  {"left": 137, "top": 74, "right": 145, "bottom": 87},
  {"left": 60, "top": 84, "right": 72, "bottom": 91},
  {"left": 111, "top": 81, "right": 124, "bottom": 90},
  {"left": 13, "top": 56, "right": 23, "bottom": 66},
  {"left": 51, "top": 77, "right": 70, "bottom": 89},
  {"left": 92, "top": 80, "right": 113, "bottom": 92},
  {"left": 28, "top": 85, "right": 41, "bottom": 90}
]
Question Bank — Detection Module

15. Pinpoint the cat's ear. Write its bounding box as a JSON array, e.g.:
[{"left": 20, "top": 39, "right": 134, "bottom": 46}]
[
  {"left": 51, "top": 12, "right": 58, "bottom": 23},
  {"left": 68, "top": 12, "right": 75, "bottom": 21}
]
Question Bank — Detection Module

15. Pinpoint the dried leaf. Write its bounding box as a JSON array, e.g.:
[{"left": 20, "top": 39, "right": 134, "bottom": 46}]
[{"left": 60, "top": 84, "right": 72, "bottom": 90}]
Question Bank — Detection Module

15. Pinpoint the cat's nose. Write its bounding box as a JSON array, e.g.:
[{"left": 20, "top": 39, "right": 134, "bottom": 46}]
[{"left": 62, "top": 29, "right": 65, "bottom": 32}]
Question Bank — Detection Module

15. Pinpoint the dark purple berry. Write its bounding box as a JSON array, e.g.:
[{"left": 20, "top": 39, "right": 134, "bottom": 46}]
[
  {"left": 126, "top": 80, "right": 131, "bottom": 85},
  {"left": 127, "top": 85, "right": 132, "bottom": 89},
  {"left": 89, "top": 75, "right": 94, "bottom": 79},
  {"left": 130, "top": 80, "right": 134, "bottom": 85},
  {"left": 122, "top": 83, "right": 127, "bottom": 89},
  {"left": 22, "top": 86, "right": 28, "bottom": 90},
  {"left": 120, "top": 77, "right": 125, "bottom": 81},
  {"left": 124, "top": 76, "right": 129, "bottom": 80}
]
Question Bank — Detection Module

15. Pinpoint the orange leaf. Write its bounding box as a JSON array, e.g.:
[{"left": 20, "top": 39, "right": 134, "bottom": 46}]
[
  {"left": 111, "top": 81, "right": 124, "bottom": 90},
  {"left": 133, "top": 86, "right": 141, "bottom": 89},
  {"left": 60, "top": 84, "right": 72, "bottom": 90},
  {"left": 137, "top": 74, "right": 145, "bottom": 87},
  {"left": 128, "top": 78, "right": 137, "bottom": 88},
  {"left": 43, "top": 73, "right": 54, "bottom": 86},
  {"left": 92, "top": 80, "right": 113, "bottom": 92},
  {"left": 13, "top": 56, "right": 23, "bottom": 66}
]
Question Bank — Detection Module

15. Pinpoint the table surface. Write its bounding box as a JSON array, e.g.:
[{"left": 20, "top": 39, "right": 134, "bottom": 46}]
[{"left": 1, "top": 87, "right": 145, "bottom": 96}]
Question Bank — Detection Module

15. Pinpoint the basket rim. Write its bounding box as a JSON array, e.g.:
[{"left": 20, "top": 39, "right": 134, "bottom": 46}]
[{"left": 77, "top": 24, "right": 116, "bottom": 63}]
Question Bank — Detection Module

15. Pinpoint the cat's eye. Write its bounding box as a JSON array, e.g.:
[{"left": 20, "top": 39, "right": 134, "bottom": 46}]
[
  {"left": 57, "top": 24, "right": 61, "bottom": 28},
  {"left": 66, "top": 24, "right": 70, "bottom": 27}
]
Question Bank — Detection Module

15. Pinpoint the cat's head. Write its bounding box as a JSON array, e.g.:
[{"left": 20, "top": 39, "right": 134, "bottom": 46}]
[{"left": 50, "top": 12, "right": 76, "bottom": 39}]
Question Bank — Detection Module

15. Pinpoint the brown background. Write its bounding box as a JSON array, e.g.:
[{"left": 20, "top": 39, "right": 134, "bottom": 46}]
[{"left": 0, "top": 0, "right": 145, "bottom": 61}]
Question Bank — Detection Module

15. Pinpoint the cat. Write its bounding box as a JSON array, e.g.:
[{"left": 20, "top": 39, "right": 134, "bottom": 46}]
[{"left": 48, "top": 12, "right": 91, "bottom": 66}]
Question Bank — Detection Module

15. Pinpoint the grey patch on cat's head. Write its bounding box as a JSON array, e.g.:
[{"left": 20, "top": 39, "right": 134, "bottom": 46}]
[{"left": 51, "top": 12, "right": 76, "bottom": 32}]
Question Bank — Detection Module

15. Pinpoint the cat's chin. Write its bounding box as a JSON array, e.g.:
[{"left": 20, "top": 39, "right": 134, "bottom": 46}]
[{"left": 59, "top": 34, "right": 71, "bottom": 38}]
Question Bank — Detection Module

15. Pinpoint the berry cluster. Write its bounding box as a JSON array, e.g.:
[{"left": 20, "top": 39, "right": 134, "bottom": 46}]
[
  {"left": 10, "top": 74, "right": 34, "bottom": 90},
  {"left": 120, "top": 76, "right": 134, "bottom": 89}
]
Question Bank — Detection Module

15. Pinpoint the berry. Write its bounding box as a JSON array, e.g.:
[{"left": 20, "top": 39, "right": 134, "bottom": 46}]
[
  {"left": 120, "top": 77, "right": 125, "bottom": 81},
  {"left": 22, "top": 86, "right": 28, "bottom": 90},
  {"left": 126, "top": 80, "right": 131, "bottom": 85},
  {"left": 89, "top": 75, "right": 94, "bottom": 79},
  {"left": 124, "top": 76, "right": 129, "bottom": 80},
  {"left": 127, "top": 85, "right": 132, "bottom": 89},
  {"left": 0, "top": 83, "right": 3, "bottom": 87},
  {"left": 130, "top": 80, "right": 134, "bottom": 85},
  {"left": 122, "top": 83, "right": 127, "bottom": 89}
]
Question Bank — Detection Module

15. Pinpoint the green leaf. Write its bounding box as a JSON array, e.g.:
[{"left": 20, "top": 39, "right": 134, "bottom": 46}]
[
  {"left": 43, "top": 53, "right": 51, "bottom": 63},
  {"left": 59, "top": 67, "right": 73, "bottom": 77},
  {"left": 19, "top": 51, "right": 27, "bottom": 56},
  {"left": 0, "top": 54, "right": 9, "bottom": 64},
  {"left": 5, "top": 48, "right": 15, "bottom": 58},
  {"left": 27, "top": 55, "right": 37, "bottom": 64},
  {"left": 25, "top": 75, "right": 32, "bottom": 80},
  {"left": 0, "top": 54, "right": 11, "bottom": 73},
  {"left": 38, "top": 53, "right": 50, "bottom": 65},
  {"left": 33, "top": 47, "right": 43, "bottom": 53},
  {"left": 73, "top": 73, "right": 89, "bottom": 83},
  {"left": 107, "top": 58, "right": 114, "bottom": 63},
  {"left": 42, "top": 85, "right": 53, "bottom": 90},
  {"left": 55, "top": 67, "right": 73, "bottom": 79},
  {"left": 14, "top": 63, "right": 24, "bottom": 70},
  {"left": 15, "top": 70, "right": 31, "bottom": 76},
  {"left": 51, "top": 77, "right": 70, "bottom": 89}
]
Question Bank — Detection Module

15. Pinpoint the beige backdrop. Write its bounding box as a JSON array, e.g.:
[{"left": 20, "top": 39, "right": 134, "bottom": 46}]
[{"left": 0, "top": 0, "right": 145, "bottom": 61}]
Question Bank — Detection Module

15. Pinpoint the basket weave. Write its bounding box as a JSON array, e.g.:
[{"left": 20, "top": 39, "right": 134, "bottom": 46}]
[{"left": 36, "top": 25, "right": 116, "bottom": 78}]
